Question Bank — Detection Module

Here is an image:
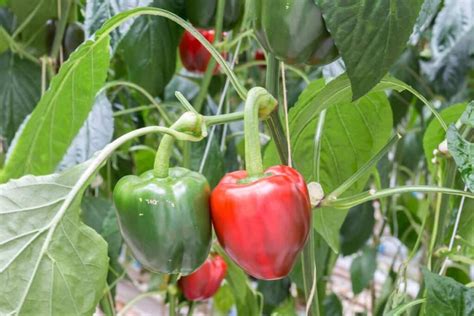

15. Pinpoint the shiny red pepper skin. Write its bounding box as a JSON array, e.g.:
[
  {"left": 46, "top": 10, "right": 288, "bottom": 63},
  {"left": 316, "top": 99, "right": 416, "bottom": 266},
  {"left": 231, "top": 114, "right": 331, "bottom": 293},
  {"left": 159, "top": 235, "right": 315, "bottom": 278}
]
[
  {"left": 210, "top": 165, "right": 311, "bottom": 280},
  {"left": 178, "top": 255, "right": 227, "bottom": 301},
  {"left": 179, "top": 29, "right": 224, "bottom": 73}
]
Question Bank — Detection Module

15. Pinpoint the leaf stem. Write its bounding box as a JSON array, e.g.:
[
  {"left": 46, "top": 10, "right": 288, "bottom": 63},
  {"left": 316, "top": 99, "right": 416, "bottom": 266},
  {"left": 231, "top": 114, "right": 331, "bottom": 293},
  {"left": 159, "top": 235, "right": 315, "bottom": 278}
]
[
  {"left": 204, "top": 112, "right": 244, "bottom": 126},
  {"left": 95, "top": 7, "right": 247, "bottom": 100},
  {"left": 102, "top": 80, "right": 173, "bottom": 125},
  {"left": 321, "top": 186, "right": 474, "bottom": 209},
  {"left": 187, "top": 0, "right": 225, "bottom": 113},
  {"left": 265, "top": 53, "right": 289, "bottom": 164}
]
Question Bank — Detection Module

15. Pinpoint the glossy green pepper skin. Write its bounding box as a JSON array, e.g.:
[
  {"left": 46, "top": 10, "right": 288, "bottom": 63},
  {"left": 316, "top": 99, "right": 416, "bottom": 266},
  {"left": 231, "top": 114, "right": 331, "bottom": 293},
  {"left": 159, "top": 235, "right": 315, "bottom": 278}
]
[
  {"left": 113, "top": 167, "right": 212, "bottom": 275},
  {"left": 253, "top": 0, "right": 338, "bottom": 65},
  {"left": 185, "top": 0, "right": 244, "bottom": 31}
]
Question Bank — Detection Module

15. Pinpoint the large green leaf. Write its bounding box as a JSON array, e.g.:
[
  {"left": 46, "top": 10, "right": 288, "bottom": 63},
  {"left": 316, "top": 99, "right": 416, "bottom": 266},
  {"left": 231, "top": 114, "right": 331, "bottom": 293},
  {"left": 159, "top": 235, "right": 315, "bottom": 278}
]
[
  {"left": 0, "top": 35, "right": 110, "bottom": 182},
  {"left": 266, "top": 78, "right": 392, "bottom": 251},
  {"left": 0, "top": 162, "right": 108, "bottom": 315},
  {"left": 423, "top": 268, "right": 474, "bottom": 315},
  {"left": 0, "top": 52, "right": 41, "bottom": 144},
  {"left": 288, "top": 74, "right": 426, "bottom": 145},
  {"left": 117, "top": 0, "right": 183, "bottom": 97},
  {"left": 317, "top": 0, "right": 423, "bottom": 99}
]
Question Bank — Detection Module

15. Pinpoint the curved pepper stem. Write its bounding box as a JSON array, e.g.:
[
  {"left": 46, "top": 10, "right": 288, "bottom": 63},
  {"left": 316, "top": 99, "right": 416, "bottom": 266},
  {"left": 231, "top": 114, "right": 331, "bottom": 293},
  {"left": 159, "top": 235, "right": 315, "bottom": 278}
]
[
  {"left": 244, "top": 87, "right": 278, "bottom": 177},
  {"left": 154, "top": 112, "right": 206, "bottom": 178}
]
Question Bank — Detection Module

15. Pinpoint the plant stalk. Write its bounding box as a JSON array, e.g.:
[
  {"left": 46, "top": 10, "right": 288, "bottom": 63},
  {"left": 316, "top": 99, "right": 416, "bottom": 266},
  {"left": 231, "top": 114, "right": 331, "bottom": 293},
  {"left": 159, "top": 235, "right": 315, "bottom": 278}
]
[{"left": 244, "top": 87, "right": 277, "bottom": 176}]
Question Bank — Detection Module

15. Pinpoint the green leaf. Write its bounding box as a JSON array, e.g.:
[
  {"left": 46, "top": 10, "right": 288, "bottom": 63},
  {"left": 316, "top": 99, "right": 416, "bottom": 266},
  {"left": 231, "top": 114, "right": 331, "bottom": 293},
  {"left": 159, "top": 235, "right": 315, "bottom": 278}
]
[
  {"left": 81, "top": 196, "right": 122, "bottom": 263},
  {"left": 0, "top": 162, "right": 109, "bottom": 315},
  {"left": 271, "top": 298, "right": 297, "bottom": 316},
  {"left": 216, "top": 247, "right": 262, "bottom": 316},
  {"left": 323, "top": 293, "right": 343, "bottom": 316},
  {"left": 117, "top": 0, "right": 183, "bottom": 97},
  {"left": 213, "top": 282, "right": 235, "bottom": 315},
  {"left": 266, "top": 78, "right": 393, "bottom": 252},
  {"left": 0, "top": 35, "right": 110, "bottom": 182},
  {"left": 423, "top": 268, "right": 474, "bottom": 315},
  {"left": 339, "top": 202, "right": 375, "bottom": 256},
  {"left": 350, "top": 247, "right": 377, "bottom": 294},
  {"left": 317, "top": 0, "right": 423, "bottom": 99},
  {"left": 81, "top": 196, "right": 123, "bottom": 290},
  {"left": 447, "top": 102, "right": 474, "bottom": 192},
  {"left": 289, "top": 74, "right": 439, "bottom": 145},
  {"left": 420, "top": 0, "right": 474, "bottom": 98},
  {"left": 0, "top": 51, "right": 41, "bottom": 144},
  {"left": 423, "top": 103, "right": 467, "bottom": 175},
  {"left": 257, "top": 278, "right": 291, "bottom": 315}
]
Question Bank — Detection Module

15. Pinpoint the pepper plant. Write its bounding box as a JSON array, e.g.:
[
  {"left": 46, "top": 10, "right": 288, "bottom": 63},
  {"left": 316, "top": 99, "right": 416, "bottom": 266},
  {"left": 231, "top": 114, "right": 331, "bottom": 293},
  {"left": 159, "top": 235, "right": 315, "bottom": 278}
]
[{"left": 0, "top": 0, "right": 473, "bottom": 315}]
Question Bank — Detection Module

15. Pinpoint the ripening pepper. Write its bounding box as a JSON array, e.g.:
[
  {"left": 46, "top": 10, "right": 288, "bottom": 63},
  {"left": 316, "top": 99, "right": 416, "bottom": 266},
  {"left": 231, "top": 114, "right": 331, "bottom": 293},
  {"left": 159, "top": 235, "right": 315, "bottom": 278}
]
[
  {"left": 253, "top": 0, "right": 339, "bottom": 65},
  {"left": 210, "top": 87, "right": 312, "bottom": 280},
  {"left": 185, "top": 0, "right": 244, "bottom": 31},
  {"left": 178, "top": 255, "right": 227, "bottom": 301},
  {"left": 113, "top": 111, "right": 212, "bottom": 275},
  {"left": 179, "top": 29, "right": 226, "bottom": 73}
]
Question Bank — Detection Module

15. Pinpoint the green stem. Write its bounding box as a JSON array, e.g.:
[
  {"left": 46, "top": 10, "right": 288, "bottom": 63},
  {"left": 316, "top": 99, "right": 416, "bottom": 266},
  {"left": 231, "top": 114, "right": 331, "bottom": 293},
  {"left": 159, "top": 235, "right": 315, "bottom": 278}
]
[
  {"left": 102, "top": 80, "right": 173, "bottom": 125},
  {"left": 168, "top": 275, "right": 179, "bottom": 316},
  {"left": 387, "top": 299, "right": 427, "bottom": 316},
  {"left": 112, "top": 104, "right": 160, "bottom": 117},
  {"left": 327, "top": 133, "right": 402, "bottom": 199},
  {"left": 244, "top": 87, "right": 277, "bottom": 176},
  {"left": 215, "top": 29, "right": 254, "bottom": 50},
  {"left": 192, "top": 0, "right": 226, "bottom": 113},
  {"left": 187, "top": 301, "right": 195, "bottom": 316},
  {"left": 321, "top": 185, "right": 474, "bottom": 209},
  {"left": 235, "top": 60, "right": 310, "bottom": 84},
  {"left": 264, "top": 54, "right": 289, "bottom": 164},
  {"left": 51, "top": 0, "right": 71, "bottom": 61},
  {"left": 99, "top": 291, "right": 116, "bottom": 316},
  {"left": 204, "top": 112, "right": 244, "bottom": 125},
  {"left": 95, "top": 7, "right": 247, "bottom": 100},
  {"left": 154, "top": 135, "right": 175, "bottom": 178},
  {"left": 153, "top": 112, "right": 204, "bottom": 177}
]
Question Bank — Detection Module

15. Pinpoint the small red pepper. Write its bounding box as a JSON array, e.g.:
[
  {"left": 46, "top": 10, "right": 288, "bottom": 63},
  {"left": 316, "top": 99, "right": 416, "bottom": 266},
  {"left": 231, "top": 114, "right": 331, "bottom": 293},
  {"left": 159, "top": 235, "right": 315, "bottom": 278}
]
[
  {"left": 254, "top": 49, "right": 266, "bottom": 68},
  {"left": 179, "top": 29, "right": 225, "bottom": 73},
  {"left": 210, "top": 87, "right": 311, "bottom": 280},
  {"left": 178, "top": 255, "right": 227, "bottom": 301}
]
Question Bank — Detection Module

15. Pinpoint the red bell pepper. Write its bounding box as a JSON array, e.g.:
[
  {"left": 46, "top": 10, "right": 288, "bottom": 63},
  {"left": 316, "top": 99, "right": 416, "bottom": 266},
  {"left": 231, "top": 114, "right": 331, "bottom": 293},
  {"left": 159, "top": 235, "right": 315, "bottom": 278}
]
[
  {"left": 179, "top": 29, "right": 225, "bottom": 73},
  {"left": 178, "top": 255, "right": 227, "bottom": 301},
  {"left": 211, "top": 165, "right": 311, "bottom": 280},
  {"left": 210, "top": 87, "right": 311, "bottom": 280}
]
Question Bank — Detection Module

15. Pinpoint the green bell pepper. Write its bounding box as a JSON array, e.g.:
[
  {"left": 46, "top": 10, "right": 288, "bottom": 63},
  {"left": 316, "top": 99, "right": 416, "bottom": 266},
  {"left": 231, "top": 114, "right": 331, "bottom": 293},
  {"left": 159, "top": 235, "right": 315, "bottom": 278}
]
[
  {"left": 113, "top": 167, "right": 212, "bottom": 274},
  {"left": 253, "top": 0, "right": 339, "bottom": 65},
  {"left": 185, "top": 0, "right": 244, "bottom": 31},
  {"left": 113, "top": 112, "right": 211, "bottom": 274}
]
